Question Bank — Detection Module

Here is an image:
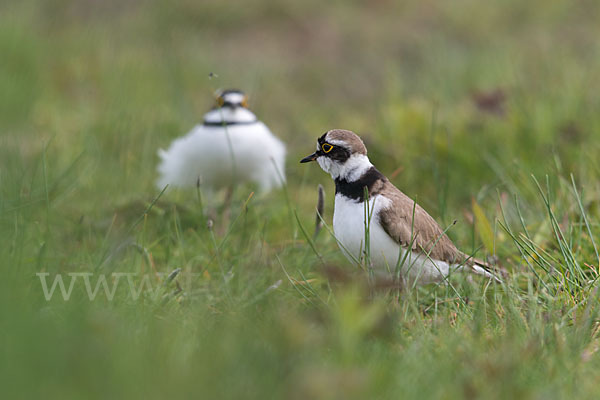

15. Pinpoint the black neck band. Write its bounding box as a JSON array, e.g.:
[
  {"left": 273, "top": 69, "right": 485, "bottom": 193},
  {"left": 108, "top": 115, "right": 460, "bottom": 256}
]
[
  {"left": 334, "top": 167, "right": 385, "bottom": 201},
  {"left": 203, "top": 120, "right": 258, "bottom": 127}
]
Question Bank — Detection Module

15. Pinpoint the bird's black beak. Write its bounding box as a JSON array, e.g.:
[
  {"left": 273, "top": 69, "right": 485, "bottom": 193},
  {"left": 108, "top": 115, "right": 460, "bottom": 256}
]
[{"left": 300, "top": 152, "right": 319, "bottom": 163}]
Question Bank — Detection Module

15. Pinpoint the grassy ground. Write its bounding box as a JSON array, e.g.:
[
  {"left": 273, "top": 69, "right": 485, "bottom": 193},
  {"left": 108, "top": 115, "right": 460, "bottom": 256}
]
[{"left": 2, "top": 0, "right": 600, "bottom": 398}]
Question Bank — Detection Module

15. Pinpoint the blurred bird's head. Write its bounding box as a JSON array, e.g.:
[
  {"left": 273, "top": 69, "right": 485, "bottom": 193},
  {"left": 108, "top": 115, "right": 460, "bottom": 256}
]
[{"left": 215, "top": 89, "right": 249, "bottom": 110}]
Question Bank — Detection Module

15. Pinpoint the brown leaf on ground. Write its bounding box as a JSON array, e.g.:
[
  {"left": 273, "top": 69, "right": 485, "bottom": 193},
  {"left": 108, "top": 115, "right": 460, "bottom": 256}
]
[{"left": 471, "top": 88, "right": 507, "bottom": 116}]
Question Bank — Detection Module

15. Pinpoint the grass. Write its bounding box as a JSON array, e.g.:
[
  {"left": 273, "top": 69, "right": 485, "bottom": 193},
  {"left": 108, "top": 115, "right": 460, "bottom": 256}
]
[{"left": 2, "top": 0, "right": 600, "bottom": 398}]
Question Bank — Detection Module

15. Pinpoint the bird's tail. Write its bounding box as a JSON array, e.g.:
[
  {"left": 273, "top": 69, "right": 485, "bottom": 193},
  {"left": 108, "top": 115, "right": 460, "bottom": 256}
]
[{"left": 460, "top": 254, "right": 503, "bottom": 283}]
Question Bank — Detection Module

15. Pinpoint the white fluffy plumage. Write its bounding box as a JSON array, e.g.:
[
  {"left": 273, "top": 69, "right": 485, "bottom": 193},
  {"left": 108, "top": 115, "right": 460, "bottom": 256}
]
[{"left": 156, "top": 91, "right": 286, "bottom": 192}]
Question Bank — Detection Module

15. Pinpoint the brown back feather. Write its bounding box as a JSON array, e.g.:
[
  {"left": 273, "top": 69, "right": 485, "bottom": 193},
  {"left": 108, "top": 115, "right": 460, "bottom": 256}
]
[{"left": 377, "top": 181, "right": 465, "bottom": 265}]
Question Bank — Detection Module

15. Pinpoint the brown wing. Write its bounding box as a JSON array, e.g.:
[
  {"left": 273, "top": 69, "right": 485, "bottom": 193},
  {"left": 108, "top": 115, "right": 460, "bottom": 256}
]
[{"left": 377, "top": 182, "right": 464, "bottom": 264}]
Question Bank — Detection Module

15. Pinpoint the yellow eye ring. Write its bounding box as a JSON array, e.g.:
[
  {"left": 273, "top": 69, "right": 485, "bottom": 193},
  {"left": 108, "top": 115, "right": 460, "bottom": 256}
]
[{"left": 322, "top": 143, "right": 333, "bottom": 153}]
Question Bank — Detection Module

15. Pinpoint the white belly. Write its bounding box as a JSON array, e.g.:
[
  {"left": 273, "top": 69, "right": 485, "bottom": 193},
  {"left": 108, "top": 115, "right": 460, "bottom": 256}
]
[
  {"left": 332, "top": 194, "right": 451, "bottom": 284},
  {"left": 156, "top": 122, "right": 286, "bottom": 192}
]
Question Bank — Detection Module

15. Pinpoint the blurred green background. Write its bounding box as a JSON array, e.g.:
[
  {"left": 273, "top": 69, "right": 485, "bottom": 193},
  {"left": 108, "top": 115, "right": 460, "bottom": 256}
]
[{"left": 2, "top": 0, "right": 600, "bottom": 398}]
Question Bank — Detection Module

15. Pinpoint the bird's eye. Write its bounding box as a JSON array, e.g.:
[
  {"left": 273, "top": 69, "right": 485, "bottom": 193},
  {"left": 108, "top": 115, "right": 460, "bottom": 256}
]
[
  {"left": 322, "top": 143, "right": 333, "bottom": 153},
  {"left": 241, "top": 96, "right": 249, "bottom": 108},
  {"left": 217, "top": 96, "right": 225, "bottom": 107}
]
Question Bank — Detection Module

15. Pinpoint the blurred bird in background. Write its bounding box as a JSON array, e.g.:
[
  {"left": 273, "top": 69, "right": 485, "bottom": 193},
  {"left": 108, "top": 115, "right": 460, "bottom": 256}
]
[{"left": 156, "top": 89, "right": 286, "bottom": 197}]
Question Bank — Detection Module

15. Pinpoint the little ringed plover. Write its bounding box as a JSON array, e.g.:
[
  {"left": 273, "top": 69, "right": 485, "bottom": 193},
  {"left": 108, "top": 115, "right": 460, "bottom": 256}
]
[
  {"left": 301, "top": 129, "right": 500, "bottom": 285},
  {"left": 156, "top": 89, "right": 286, "bottom": 193}
]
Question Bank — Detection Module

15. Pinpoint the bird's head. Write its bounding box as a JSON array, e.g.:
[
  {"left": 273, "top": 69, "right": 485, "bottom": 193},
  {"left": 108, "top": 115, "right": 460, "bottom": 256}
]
[
  {"left": 300, "top": 129, "right": 371, "bottom": 180},
  {"left": 214, "top": 89, "right": 249, "bottom": 110}
]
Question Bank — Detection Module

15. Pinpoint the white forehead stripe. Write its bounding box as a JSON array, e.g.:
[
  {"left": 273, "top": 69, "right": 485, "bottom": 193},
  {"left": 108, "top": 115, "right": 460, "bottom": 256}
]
[
  {"left": 327, "top": 139, "right": 348, "bottom": 148},
  {"left": 320, "top": 134, "right": 349, "bottom": 150}
]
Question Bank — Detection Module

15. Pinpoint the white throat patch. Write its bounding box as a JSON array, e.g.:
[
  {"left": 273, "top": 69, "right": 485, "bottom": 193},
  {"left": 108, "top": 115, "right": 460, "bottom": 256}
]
[
  {"left": 317, "top": 153, "right": 372, "bottom": 181},
  {"left": 203, "top": 107, "right": 257, "bottom": 124}
]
